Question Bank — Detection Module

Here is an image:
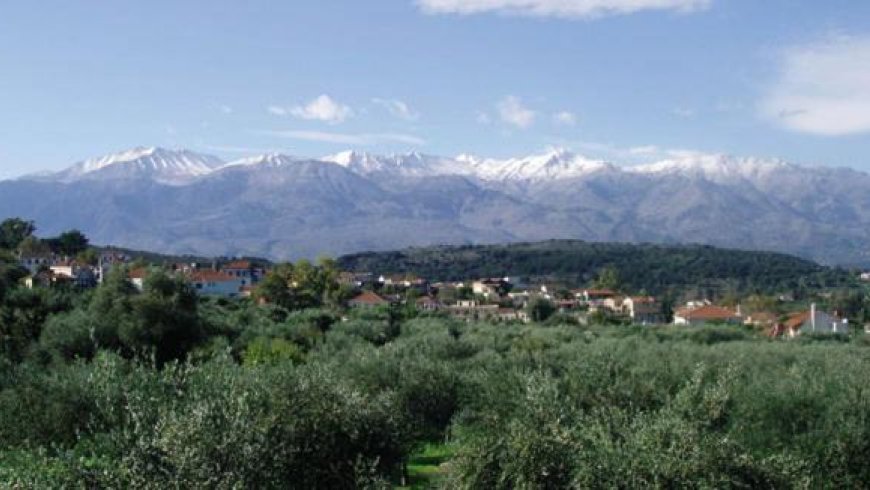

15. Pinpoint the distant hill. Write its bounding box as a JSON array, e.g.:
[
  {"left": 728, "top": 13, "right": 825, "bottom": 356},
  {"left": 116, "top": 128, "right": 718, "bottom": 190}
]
[{"left": 337, "top": 240, "right": 855, "bottom": 296}]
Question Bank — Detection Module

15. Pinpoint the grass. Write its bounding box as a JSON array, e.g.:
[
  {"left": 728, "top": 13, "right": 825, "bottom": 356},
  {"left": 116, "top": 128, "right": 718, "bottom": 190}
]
[{"left": 397, "top": 443, "right": 454, "bottom": 489}]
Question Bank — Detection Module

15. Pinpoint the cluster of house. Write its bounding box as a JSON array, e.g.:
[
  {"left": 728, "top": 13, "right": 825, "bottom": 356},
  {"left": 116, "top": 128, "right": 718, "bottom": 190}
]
[
  {"left": 673, "top": 300, "right": 850, "bottom": 337},
  {"left": 344, "top": 275, "right": 857, "bottom": 336},
  {"left": 342, "top": 277, "right": 666, "bottom": 325},
  {"left": 20, "top": 250, "right": 133, "bottom": 288},
  {"left": 129, "top": 260, "right": 266, "bottom": 296},
  {"left": 19, "top": 251, "right": 265, "bottom": 298},
  {"left": 18, "top": 255, "right": 860, "bottom": 336}
]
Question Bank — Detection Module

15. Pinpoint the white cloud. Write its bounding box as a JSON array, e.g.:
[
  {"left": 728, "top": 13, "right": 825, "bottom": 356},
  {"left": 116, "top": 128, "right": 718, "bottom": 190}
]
[
  {"left": 372, "top": 98, "right": 420, "bottom": 121},
  {"left": 219, "top": 105, "right": 234, "bottom": 115},
  {"left": 761, "top": 35, "right": 870, "bottom": 136},
  {"left": 497, "top": 96, "right": 536, "bottom": 128},
  {"left": 553, "top": 111, "right": 577, "bottom": 126},
  {"left": 260, "top": 129, "right": 425, "bottom": 146},
  {"left": 416, "top": 0, "right": 711, "bottom": 19},
  {"left": 270, "top": 95, "right": 353, "bottom": 124}
]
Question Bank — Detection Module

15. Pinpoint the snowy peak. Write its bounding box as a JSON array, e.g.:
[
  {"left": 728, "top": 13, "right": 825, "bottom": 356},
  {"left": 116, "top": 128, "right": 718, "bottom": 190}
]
[
  {"left": 223, "top": 153, "right": 302, "bottom": 169},
  {"left": 59, "top": 147, "right": 224, "bottom": 185},
  {"left": 458, "top": 149, "right": 615, "bottom": 182},
  {"left": 322, "top": 150, "right": 467, "bottom": 177},
  {"left": 33, "top": 146, "right": 822, "bottom": 189},
  {"left": 629, "top": 152, "right": 792, "bottom": 183}
]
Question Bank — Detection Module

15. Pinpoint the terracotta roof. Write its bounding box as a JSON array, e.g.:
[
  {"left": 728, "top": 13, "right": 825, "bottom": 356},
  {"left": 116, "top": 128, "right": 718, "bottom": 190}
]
[
  {"left": 128, "top": 268, "right": 148, "bottom": 279},
  {"left": 628, "top": 296, "right": 657, "bottom": 304},
  {"left": 223, "top": 260, "right": 252, "bottom": 270},
  {"left": 675, "top": 305, "right": 739, "bottom": 320},
  {"left": 416, "top": 296, "right": 440, "bottom": 304},
  {"left": 189, "top": 270, "right": 238, "bottom": 283},
  {"left": 783, "top": 310, "right": 844, "bottom": 331},
  {"left": 349, "top": 291, "right": 389, "bottom": 305}
]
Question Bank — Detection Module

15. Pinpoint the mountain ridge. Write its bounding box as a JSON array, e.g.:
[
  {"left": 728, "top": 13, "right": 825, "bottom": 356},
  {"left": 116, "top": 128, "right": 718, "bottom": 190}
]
[{"left": 2, "top": 146, "right": 869, "bottom": 265}]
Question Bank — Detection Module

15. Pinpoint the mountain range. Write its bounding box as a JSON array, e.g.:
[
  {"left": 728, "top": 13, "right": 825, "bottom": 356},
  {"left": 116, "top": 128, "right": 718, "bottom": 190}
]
[{"left": 1, "top": 146, "right": 869, "bottom": 265}]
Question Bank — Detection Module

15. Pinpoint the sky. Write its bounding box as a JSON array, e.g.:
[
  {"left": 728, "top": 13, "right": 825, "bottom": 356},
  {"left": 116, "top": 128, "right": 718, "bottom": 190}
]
[{"left": 1, "top": 0, "right": 869, "bottom": 178}]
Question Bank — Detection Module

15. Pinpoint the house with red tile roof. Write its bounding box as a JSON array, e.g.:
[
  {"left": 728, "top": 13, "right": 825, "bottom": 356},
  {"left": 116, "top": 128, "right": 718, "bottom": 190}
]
[
  {"left": 221, "top": 260, "right": 264, "bottom": 286},
  {"left": 578, "top": 289, "right": 619, "bottom": 309},
  {"left": 622, "top": 296, "right": 664, "bottom": 325},
  {"left": 128, "top": 267, "right": 149, "bottom": 291},
  {"left": 187, "top": 270, "right": 245, "bottom": 298},
  {"left": 775, "top": 305, "right": 848, "bottom": 338}
]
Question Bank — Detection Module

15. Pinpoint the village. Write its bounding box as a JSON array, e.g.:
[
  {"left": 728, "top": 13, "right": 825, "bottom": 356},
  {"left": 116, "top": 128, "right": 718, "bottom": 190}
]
[{"left": 16, "top": 249, "right": 863, "bottom": 340}]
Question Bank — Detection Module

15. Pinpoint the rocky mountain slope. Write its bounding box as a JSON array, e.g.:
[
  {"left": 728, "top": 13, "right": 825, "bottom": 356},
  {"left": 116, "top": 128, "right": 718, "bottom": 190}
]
[{"left": 1, "top": 146, "right": 868, "bottom": 264}]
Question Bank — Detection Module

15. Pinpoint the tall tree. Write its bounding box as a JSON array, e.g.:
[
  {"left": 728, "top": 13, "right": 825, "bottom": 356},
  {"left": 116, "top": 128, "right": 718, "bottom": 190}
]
[
  {"left": 0, "top": 218, "right": 36, "bottom": 250},
  {"left": 53, "top": 230, "right": 90, "bottom": 256}
]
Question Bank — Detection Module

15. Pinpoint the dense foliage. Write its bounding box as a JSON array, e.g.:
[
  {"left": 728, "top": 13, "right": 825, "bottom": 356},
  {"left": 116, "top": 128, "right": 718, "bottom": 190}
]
[
  {"left": 2, "top": 279, "right": 870, "bottom": 487},
  {"left": 2, "top": 219, "right": 870, "bottom": 487},
  {"left": 339, "top": 240, "right": 855, "bottom": 296}
]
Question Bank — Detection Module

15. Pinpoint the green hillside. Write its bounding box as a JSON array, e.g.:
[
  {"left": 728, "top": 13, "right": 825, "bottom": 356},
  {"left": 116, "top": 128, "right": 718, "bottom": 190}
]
[{"left": 339, "top": 240, "right": 855, "bottom": 295}]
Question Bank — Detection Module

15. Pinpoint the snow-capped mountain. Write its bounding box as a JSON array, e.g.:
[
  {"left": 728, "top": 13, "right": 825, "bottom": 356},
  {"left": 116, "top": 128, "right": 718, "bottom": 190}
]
[
  {"left": 322, "top": 148, "right": 615, "bottom": 182},
  {"left": 224, "top": 153, "right": 310, "bottom": 169},
  {"left": 628, "top": 152, "right": 792, "bottom": 184},
  {"left": 51, "top": 147, "right": 225, "bottom": 185},
  {"left": 457, "top": 148, "right": 615, "bottom": 182},
  {"left": 322, "top": 150, "right": 472, "bottom": 178},
  {"left": 3, "top": 146, "right": 869, "bottom": 264}
]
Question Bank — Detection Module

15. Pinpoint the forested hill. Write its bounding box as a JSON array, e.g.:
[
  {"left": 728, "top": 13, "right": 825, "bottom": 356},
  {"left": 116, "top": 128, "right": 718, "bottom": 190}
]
[{"left": 338, "top": 240, "right": 855, "bottom": 295}]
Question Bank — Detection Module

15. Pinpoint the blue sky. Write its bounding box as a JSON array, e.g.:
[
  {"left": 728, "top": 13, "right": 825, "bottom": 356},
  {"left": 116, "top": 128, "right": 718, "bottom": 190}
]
[{"left": 1, "top": 0, "right": 869, "bottom": 178}]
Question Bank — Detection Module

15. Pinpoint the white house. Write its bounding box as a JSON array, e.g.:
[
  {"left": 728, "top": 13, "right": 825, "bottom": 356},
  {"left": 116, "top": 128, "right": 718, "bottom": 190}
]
[
  {"left": 18, "top": 253, "right": 52, "bottom": 275},
  {"left": 472, "top": 278, "right": 510, "bottom": 299},
  {"left": 782, "top": 304, "right": 848, "bottom": 337},
  {"left": 622, "top": 296, "right": 663, "bottom": 325},
  {"left": 50, "top": 261, "right": 97, "bottom": 288},
  {"left": 221, "top": 260, "right": 264, "bottom": 286}
]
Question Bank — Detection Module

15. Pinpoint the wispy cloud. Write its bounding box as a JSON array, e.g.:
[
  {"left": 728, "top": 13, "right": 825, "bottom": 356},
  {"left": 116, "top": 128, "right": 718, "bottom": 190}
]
[
  {"left": 372, "top": 98, "right": 420, "bottom": 121},
  {"left": 553, "top": 111, "right": 577, "bottom": 126},
  {"left": 219, "top": 105, "right": 234, "bottom": 115},
  {"left": 760, "top": 34, "right": 870, "bottom": 136},
  {"left": 497, "top": 96, "right": 536, "bottom": 129},
  {"left": 416, "top": 0, "right": 711, "bottom": 19},
  {"left": 259, "top": 129, "right": 426, "bottom": 146},
  {"left": 269, "top": 95, "right": 353, "bottom": 124}
]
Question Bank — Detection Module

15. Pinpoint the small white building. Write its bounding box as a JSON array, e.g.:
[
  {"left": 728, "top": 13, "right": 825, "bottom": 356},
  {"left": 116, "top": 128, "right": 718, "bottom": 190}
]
[
  {"left": 622, "top": 296, "right": 663, "bottom": 325},
  {"left": 18, "top": 254, "right": 52, "bottom": 275},
  {"left": 50, "top": 261, "right": 97, "bottom": 288},
  {"left": 472, "top": 278, "right": 510, "bottom": 299}
]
